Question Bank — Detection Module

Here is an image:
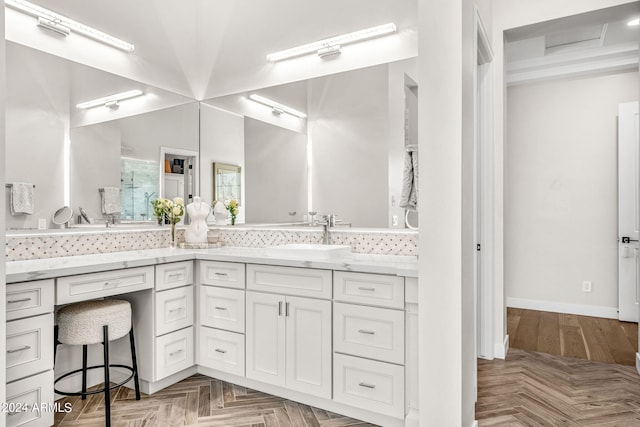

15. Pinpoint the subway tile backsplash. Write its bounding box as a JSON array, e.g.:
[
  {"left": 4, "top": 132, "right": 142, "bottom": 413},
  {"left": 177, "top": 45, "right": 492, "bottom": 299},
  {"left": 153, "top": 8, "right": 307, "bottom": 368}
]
[{"left": 5, "top": 227, "right": 417, "bottom": 261}]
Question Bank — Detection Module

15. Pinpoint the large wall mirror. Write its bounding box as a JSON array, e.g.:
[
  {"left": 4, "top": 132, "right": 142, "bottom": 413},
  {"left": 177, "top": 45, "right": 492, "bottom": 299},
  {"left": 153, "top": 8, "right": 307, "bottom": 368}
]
[
  {"left": 201, "top": 58, "right": 418, "bottom": 229},
  {"left": 4, "top": 42, "right": 198, "bottom": 230}
]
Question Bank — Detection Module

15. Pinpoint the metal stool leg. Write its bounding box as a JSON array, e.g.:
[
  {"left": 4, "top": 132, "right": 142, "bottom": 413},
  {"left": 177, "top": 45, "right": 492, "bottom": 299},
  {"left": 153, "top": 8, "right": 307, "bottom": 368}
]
[
  {"left": 102, "top": 325, "right": 111, "bottom": 427},
  {"left": 53, "top": 325, "right": 59, "bottom": 364},
  {"left": 128, "top": 328, "right": 141, "bottom": 400},
  {"left": 82, "top": 345, "right": 88, "bottom": 400}
]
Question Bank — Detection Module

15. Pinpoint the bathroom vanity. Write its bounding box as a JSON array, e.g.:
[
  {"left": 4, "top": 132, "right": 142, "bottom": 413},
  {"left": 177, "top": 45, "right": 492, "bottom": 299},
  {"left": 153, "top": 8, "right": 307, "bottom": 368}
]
[{"left": 5, "top": 247, "right": 418, "bottom": 427}]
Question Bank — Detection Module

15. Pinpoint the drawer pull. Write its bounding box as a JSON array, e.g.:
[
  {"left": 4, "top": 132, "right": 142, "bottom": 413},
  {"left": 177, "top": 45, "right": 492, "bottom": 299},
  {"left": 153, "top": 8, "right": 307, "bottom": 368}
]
[
  {"left": 168, "top": 307, "right": 184, "bottom": 313},
  {"left": 169, "top": 349, "right": 184, "bottom": 357},
  {"left": 358, "top": 382, "right": 376, "bottom": 389},
  {"left": 285, "top": 301, "right": 290, "bottom": 317},
  {"left": 7, "top": 345, "right": 31, "bottom": 353},
  {"left": 167, "top": 273, "right": 182, "bottom": 280},
  {"left": 7, "top": 297, "right": 32, "bottom": 304},
  {"left": 104, "top": 281, "right": 121, "bottom": 287},
  {"left": 8, "top": 411, "right": 21, "bottom": 416},
  {"left": 214, "top": 272, "right": 228, "bottom": 277},
  {"left": 214, "top": 306, "right": 228, "bottom": 311},
  {"left": 358, "top": 329, "right": 376, "bottom": 335},
  {"left": 214, "top": 348, "right": 227, "bottom": 354},
  {"left": 358, "top": 286, "right": 376, "bottom": 291},
  {"left": 279, "top": 301, "right": 283, "bottom": 316}
]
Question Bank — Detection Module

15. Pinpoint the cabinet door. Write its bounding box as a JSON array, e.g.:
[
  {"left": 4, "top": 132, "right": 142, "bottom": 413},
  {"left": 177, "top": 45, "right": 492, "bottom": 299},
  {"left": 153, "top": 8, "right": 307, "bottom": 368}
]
[
  {"left": 246, "top": 292, "right": 286, "bottom": 387},
  {"left": 285, "top": 296, "right": 332, "bottom": 399}
]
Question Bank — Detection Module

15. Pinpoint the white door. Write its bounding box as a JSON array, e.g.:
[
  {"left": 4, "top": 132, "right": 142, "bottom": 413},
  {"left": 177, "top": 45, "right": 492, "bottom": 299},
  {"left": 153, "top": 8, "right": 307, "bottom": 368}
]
[
  {"left": 246, "top": 291, "right": 286, "bottom": 386},
  {"left": 285, "top": 296, "right": 332, "bottom": 399},
  {"left": 618, "top": 101, "right": 640, "bottom": 322}
]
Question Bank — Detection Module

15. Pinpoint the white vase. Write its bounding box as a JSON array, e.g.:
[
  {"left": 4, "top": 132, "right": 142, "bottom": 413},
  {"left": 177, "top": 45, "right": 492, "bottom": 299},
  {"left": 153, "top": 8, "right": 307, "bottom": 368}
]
[{"left": 213, "top": 201, "right": 229, "bottom": 225}]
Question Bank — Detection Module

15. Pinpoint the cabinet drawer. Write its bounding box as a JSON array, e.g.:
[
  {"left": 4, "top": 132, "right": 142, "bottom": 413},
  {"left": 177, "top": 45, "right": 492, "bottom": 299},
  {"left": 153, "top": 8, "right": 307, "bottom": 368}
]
[
  {"left": 198, "top": 327, "right": 245, "bottom": 376},
  {"left": 334, "top": 303, "right": 404, "bottom": 364},
  {"left": 6, "top": 370, "right": 54, "bottom": 427},
  {"left": 247, "top": 264, "right": 331, "bottom": 299},
  {"left": 200, "top": 287, "right": 245, "bottom": 333},
  {"left": 333, "top": 353, "right": 404, "bottom": 419},
  {"left": 155, "top": 286, "right": 194, "bottom": 336},
  {"left": 155, "top": 326, "right": 194, "bottom": 380},
  {"left": 57, "top": 266, "right": 154, "bottom": 304},
  {"left": 199, "top": 261, "right": 245, "bottom": 289},
  {"left": 7, "top": 313, "right": 54, "bottom": 383},
  {"left": 334, "top": 272, "right": 404, "bottom": 309},
  {"left": 6, "top": 280, "right": 54, "bottom": 321},
  {"left": 156, "top": 261, "right": 193, "bottom": 291}
]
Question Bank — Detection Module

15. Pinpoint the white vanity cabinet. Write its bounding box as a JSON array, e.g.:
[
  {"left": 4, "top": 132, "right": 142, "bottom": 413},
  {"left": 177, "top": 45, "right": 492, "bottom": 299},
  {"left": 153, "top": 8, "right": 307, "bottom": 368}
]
[
  {"left": 332, "top": 271, "right": 406, "bottom": 419},
  {"left": 245, "top": 264, "right": 332, "bottom": 399},
  {"left": 5, "top": 279, "right": 55, "bottom": 427},
  {"left": 197, "top": 261, "right": 247, "bottom": 377}
]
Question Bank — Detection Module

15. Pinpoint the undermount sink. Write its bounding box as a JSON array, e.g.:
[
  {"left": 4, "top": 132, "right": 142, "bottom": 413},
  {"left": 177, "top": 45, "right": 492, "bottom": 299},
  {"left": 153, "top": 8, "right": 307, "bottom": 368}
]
[{"left": 265, "top": 244, "right": 352, "bottom": 260}]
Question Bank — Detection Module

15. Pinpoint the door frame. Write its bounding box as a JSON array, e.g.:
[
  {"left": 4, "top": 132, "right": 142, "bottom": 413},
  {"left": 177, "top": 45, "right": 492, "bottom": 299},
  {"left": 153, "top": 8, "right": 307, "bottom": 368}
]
[{"left": 474, "top": 7, "right": 495, "bottom": 361}]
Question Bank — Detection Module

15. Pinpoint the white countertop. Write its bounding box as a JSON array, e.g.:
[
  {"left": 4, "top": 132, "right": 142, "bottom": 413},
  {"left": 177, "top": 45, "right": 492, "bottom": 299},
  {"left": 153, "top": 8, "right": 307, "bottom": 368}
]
[{"left": 5, "top": 247, "right": 419, "bottom": 283}]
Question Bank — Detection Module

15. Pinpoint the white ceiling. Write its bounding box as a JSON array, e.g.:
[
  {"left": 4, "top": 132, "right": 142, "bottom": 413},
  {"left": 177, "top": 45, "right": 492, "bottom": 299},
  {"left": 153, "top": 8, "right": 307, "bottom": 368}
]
[
  {"left": 505, "top": 2, "right": 640, "bottom": 85},
  {"left": 18, "top": 0, "right": 418, "bottom": 99}
]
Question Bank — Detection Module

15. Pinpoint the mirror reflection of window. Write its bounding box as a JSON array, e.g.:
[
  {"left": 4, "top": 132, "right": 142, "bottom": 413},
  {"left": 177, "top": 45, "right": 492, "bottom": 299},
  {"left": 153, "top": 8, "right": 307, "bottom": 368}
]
[{"left": 120, "top": 158, "right": 159, "bottom": 221}]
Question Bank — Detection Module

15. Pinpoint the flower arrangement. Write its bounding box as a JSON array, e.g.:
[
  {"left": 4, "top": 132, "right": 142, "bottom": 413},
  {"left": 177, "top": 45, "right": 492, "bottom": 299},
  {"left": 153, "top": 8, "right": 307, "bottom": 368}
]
[
  {"left": 226, "top": 199, "right": 239, "bottom": 225},
  {"left": 151, "top": 197, "right": 185, "bottom": 245}
]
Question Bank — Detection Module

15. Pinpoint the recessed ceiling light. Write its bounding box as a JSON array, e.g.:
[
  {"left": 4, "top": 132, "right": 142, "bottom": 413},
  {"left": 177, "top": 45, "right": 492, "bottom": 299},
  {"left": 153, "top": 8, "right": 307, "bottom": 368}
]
[
  {"left": 267, "top": 23, "right": 397, "bottom": 62},
  {"left": 76, "top": 90, "right": 144, "bottom": 109},
  {"left": 248, "top": 94, "right": 307, "bottom": 118},
  {"left": 5, "top": 0, "right": 135, "bottom": 51},
  {"left": 628, "top": 18, "right": 640, "bottom": 26}
]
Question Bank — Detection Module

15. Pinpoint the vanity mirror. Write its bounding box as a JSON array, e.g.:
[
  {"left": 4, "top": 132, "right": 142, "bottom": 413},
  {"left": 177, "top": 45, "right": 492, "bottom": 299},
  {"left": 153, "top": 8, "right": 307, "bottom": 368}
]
[
  {"left": 5, "top": 42, "right": 198, "bottom": 230},
  {"left": 201, "top": 58, "right": 418, "bottom": 229}
]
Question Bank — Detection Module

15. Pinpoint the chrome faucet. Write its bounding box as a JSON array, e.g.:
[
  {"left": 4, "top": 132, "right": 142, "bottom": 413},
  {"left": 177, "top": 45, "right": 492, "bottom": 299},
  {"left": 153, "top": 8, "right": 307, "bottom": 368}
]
[{"left": 320, "top": 214, "right": 337, "bottom": 244}]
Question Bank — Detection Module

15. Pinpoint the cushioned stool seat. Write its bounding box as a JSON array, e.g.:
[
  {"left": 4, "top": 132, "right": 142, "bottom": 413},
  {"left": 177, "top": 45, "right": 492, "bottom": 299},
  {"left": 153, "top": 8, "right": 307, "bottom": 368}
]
[
  {"left": 57, "top": 299, "right": 131, "bottom": 345},
  {"left": 54, "top": 299, "right": 141, "bottom": 427}
]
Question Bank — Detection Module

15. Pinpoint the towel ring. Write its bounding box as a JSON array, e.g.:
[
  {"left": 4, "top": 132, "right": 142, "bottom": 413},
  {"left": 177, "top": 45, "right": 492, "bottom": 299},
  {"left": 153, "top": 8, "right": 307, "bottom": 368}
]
[{"left": 405, "top": 210, "right": 418, "bottom": 230}]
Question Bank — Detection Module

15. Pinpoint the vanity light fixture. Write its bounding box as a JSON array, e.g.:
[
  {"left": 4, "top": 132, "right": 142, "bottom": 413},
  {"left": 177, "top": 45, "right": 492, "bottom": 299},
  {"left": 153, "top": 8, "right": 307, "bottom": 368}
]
[
  {"left": 76, "top": 89, "right": 144, "bottom": 110},
  {"left": 248, "top": 94, "right": 307, "bottom": 118},
  {"left": 628, "top": 18, "right": 640, "bottom": 26},
  {"left": 5, "top": 0, "right": 135, "bottom": 52},
  {"left": 267, "top": 22, "right": 397, "bottom": 62}
]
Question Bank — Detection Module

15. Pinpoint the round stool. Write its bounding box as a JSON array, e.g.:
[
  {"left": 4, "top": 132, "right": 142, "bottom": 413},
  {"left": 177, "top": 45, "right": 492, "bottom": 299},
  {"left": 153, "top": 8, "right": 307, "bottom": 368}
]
[{"left": 54, "top": 299, "right": 141, "bottom": 427}]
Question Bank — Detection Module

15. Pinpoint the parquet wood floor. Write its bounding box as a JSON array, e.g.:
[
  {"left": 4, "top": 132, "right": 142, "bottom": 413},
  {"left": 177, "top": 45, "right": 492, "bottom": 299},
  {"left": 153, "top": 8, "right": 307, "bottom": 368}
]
[
  {"left": 53, "top": 374, "right": 378, "bottom": 427},
  {"left": 477, "top": 348, "right": 640, "bottom": 426},
  {"left": 508, "top": 308, "right": 638, "bottom": 366}
]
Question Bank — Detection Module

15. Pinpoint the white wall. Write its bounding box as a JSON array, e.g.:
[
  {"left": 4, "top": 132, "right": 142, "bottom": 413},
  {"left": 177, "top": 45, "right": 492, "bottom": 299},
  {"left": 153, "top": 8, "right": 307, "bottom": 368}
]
[
  {"left": 506, "top": 71, "right": 639, "bottom": 314},
  {"left": 309, "top": 64, "right": 389, "bottom": 227},
  {"left": 70, "top": 122, "right": 121, "bottom": 219},
  {"left": 244, "top": 118, "right": 308, "bottom": 223},
  {"left": 5, "top": 43, "right": 68, "bottom": 230},
  {"left": 199, "top": 103, "right": 245, "bottom": 223}
]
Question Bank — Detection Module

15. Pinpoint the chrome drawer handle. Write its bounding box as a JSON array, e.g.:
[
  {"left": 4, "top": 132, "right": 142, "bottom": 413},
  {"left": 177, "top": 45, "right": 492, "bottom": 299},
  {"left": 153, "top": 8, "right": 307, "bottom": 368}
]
[
  {"left": 7, "top": 345, "right": 31, "bottom": 354},
  {"left": 169, "top": 349, "right": 184, "bottom": 357},
  {"left": 214, "top": 306, "right": 228, "bottom": 311},
  {"left": 168, "top": 307, "right": 184, "bottom": 313},
  {"left": 358, "top": 329, "right": 376, "bottom": 335},
  {"left": 358, "top": 382, "right": 376, "bottom": 389},
  {"left": 214, "top": 348, "right": 227, "bottom": 354},
  {"left": 7, "top": 297, "right": 32, "bottom": 304},
  {"left": 104, "top": 281, "right": 120, "bottom": 287},
  {"left": 167, "top": 273, "right": 182, "bottom": 280},
  {"left": 358, "top": 286, "right": 376, "bottom": 291},
  {"left": 214, "top": 272, "right": 228, "bottom": 277}
]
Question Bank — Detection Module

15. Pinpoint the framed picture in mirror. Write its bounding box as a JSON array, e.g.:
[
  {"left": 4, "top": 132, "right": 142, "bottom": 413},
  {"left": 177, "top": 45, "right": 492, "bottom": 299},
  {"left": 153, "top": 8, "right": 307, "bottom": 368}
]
[{"left": 213, "top": 162, "right": 241, "bottom": 205}]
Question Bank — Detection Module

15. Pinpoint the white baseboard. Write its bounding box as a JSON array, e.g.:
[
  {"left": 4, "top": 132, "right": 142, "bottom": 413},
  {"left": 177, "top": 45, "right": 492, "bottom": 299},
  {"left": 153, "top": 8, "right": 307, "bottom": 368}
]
[
  {"left": 494, "top": 334, "right": 509, "bottom": 360},
  {"left": 471, "top": 421, "right": 479, "bottom": 427},
  {"left": 636, "top": 353, "right": 640, "bottom": 376},
  {"left": 507, "top": 297, "right": 618, "bottom": 319}
]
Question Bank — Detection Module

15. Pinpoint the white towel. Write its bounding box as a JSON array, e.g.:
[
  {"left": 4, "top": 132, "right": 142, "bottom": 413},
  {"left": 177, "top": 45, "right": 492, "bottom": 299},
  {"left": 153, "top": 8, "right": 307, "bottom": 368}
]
[
  {"left": 10, "top": 182, "right": 34, "bottom": 215},
  {"left": 399, "top": 145, "right": 418, "bottom": 211},
  {"left": 101, "top": 187, "right": 121, "bottom": 215}
]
